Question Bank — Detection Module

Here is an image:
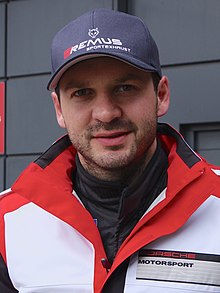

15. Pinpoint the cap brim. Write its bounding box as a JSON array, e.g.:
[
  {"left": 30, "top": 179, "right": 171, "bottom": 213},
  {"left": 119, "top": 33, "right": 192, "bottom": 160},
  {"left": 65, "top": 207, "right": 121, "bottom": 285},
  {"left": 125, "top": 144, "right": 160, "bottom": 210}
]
[{"left": 47, "top": 52, "right": 160, "bottom": 91}]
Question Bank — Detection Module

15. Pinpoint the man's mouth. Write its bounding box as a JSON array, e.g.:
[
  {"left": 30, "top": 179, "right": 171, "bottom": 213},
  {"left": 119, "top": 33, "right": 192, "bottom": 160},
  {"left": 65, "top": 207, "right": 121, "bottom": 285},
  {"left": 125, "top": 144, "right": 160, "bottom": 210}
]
[{"left": 93, "top": 131, "right": 132, "bottom": 147}]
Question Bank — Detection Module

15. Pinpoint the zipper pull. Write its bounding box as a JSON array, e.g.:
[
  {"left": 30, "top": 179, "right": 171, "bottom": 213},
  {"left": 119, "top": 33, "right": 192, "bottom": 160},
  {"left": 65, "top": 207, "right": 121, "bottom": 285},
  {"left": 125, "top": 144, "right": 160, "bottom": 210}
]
[{"left": 101, "top": 258, "right": 111, "bottom": 272}]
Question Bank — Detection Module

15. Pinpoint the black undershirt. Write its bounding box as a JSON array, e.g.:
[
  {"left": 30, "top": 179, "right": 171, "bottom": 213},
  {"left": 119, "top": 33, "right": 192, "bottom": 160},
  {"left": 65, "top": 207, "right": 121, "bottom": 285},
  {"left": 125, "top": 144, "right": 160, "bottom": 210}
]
[{"left": 73, "top": 141, "right": 168, "bottom": 264}]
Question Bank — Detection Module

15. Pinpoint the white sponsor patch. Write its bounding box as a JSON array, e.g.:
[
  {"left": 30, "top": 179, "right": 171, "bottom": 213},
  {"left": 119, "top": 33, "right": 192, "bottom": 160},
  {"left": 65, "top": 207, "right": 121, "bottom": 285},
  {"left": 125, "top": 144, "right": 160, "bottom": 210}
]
[{"left": 137, "top": 249, "right": 220, "bottom": 286}]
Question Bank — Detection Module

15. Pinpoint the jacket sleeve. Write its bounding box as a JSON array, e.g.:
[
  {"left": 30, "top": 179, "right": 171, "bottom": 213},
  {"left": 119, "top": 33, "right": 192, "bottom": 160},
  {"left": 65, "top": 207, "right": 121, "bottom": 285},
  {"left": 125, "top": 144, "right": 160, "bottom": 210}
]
[{"left": 0, "top": 254, "right": 18, "bottom": 292}]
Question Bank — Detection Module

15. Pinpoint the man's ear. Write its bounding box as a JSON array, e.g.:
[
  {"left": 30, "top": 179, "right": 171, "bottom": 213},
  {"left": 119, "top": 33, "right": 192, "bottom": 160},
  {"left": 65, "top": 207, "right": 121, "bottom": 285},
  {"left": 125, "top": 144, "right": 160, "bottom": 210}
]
[
  {"left": 157, "top": 76, "right": 170, "bottom": 117},
  {"left": 51, "top": 91, "right": 66, "bottom": 128}
]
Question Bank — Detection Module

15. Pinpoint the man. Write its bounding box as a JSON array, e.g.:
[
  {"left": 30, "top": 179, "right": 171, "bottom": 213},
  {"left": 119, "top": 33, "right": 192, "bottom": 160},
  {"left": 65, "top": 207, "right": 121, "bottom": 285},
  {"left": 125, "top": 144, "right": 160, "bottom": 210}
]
[{"left": 0, "top": 8, "right": 220, "bottom": 293}]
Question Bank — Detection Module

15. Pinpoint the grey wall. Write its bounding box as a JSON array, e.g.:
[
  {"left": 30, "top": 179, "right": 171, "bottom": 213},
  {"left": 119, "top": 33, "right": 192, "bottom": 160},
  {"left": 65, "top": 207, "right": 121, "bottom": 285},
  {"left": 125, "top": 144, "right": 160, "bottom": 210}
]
[
  {"left": 127, "top": 0, "right": 220, "bottom": 128},
  {"left": 0, "top": 0, "right": 220, "bottom": 190}
]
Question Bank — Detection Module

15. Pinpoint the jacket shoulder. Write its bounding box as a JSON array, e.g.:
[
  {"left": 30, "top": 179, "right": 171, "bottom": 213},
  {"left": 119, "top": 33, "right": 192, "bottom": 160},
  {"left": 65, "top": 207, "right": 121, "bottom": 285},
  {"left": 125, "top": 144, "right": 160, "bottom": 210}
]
[
  {"left": 0, "top": 188, "right": 13, "bottom": 200},
  {"left": 0, "top": 188, "right": 29, "bottom": 218},
  {"left": 210, "top": 166, "right": 220, "bottom": 176},
  {"left": 206, "top": 164, "right": 220, "bottom": 198}
]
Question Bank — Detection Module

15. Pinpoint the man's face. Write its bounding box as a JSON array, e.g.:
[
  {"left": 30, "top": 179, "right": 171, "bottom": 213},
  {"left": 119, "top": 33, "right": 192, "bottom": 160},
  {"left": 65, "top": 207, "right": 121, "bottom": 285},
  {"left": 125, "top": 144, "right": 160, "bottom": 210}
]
[{"left": 52, "top": 57, "right": 169, "bottom": 179}]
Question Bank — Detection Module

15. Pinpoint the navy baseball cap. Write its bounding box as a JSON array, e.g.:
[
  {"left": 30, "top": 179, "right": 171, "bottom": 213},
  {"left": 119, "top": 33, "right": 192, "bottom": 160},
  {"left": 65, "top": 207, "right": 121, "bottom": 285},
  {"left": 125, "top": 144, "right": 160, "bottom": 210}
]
[{"left": 47, "top": 8, "right": 162, "bottom": 91}]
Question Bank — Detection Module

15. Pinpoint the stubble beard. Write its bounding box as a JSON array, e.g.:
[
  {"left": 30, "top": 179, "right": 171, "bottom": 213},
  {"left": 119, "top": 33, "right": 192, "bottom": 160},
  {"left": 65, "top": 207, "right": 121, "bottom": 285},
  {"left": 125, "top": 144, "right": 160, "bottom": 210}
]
[{"left": 67, "top": 118, "right": 157, "bottom": 181}]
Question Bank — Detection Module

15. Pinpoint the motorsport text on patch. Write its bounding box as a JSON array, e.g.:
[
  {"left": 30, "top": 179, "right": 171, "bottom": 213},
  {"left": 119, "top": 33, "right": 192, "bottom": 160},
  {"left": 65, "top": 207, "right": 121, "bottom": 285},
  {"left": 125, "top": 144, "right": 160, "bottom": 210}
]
[{"left": 138, "top": 259, "right": 194, "bottom": 268}]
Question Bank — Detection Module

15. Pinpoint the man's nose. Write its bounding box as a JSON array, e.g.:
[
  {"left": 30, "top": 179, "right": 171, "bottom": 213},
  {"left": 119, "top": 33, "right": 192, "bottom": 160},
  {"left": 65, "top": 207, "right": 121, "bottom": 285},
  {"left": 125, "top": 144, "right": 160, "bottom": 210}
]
[{"left": 92, "top": 95, "right": 122, "bottom": 123}]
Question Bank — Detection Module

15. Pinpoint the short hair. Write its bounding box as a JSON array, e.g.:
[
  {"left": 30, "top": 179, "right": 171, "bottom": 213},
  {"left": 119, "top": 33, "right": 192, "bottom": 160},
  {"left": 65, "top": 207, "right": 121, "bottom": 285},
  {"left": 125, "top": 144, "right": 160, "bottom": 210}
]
[
  {"left": 55, "top": 85, "right": 60, "bottom": 102},
  {"left": 151, "top": 72, "right": 161, "bottom": 93}
]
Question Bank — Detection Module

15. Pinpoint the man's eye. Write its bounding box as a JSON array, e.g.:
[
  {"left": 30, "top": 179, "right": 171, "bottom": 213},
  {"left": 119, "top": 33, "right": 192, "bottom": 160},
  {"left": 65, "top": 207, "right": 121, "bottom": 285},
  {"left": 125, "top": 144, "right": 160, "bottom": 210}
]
[
  {"left": 73, "top": 88, "right": 90, "bottom": 97},
  {"left": 117, "top": 85, "right": 134, "bottom": 92}
]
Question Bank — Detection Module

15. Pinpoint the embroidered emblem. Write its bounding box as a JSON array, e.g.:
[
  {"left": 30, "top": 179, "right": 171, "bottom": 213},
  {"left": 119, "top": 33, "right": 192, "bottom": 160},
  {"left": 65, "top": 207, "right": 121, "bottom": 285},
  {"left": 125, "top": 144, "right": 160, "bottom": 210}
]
[{"left": 88, "top": 28, "right": 99, "bottom": 38}]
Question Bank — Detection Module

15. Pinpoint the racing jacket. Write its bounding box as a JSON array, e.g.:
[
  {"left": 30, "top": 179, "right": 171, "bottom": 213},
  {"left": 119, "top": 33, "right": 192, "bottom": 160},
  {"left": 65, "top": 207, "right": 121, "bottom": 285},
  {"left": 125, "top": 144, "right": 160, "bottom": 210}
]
[{"left": 0, "top": 123, "right": 220, "bottom": 292}]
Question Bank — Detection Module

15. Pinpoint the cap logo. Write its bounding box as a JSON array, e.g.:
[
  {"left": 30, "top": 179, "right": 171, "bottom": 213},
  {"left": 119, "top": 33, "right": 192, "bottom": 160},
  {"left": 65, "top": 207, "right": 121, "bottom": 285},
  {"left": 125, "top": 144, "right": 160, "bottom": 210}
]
[
  {"left": 88, "top": 28, "right": 99, "bottom": 38},
  {"left": 48, "top": 9, "right": 162, "bottom": 90}
]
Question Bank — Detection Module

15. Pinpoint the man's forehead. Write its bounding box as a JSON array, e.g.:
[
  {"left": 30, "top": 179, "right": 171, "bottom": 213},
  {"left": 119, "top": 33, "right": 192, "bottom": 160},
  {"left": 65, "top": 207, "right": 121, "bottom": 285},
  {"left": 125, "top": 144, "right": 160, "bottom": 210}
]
[{"left": 59, "top": 57, "right": 152, "bottom": 88}]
